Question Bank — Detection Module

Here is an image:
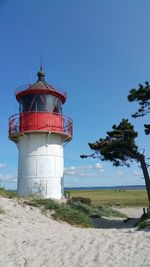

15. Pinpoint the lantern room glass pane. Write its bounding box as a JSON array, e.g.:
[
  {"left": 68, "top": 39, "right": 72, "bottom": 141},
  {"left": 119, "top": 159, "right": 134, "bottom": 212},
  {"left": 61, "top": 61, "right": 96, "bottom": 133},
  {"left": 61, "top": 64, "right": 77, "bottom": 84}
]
[{"left": 19, "top": 94, "right": 62, "bottom": 113}]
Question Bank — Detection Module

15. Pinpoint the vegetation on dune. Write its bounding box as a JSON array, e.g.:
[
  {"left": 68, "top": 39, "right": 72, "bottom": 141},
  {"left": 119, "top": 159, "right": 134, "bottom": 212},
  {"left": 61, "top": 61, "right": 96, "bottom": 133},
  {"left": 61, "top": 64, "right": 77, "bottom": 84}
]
[
  {"left": 0, "top": 189, "right": 128, "bottom": 227},
  {"left": 96, "top": 205, "right": 127, "bottom": 218},
  {"left": 137, "top": 218, "right": 150, "bottom": 230},
  {"left": 0, "top": 193, "right": 93, "bottom": 227},
  {"left": 69, "top": 201, "right": 126, "bottom": 218},
  {"left": 69, "top": 197, "right": 91, "bottom": 205},
  {"left": 137, "top": 212, "right": 150, "bottom": 230},
  {"left": 25, "top": 198, "right": 59, "bottom": 210},
  {"left": 26, "top": 198, "right": 93, "bottom": 227},
  {"left": 52, "top": 204, "right": 93, "bottom": 227},
  {"left": 26, "top": 197, "right": 126, "bottom": 227},
  {"left": 0, "top": 187, "right": 18, "bottom": 198},
  {"left": 0, "top": 188, "right": 148, "bottom": 227}
]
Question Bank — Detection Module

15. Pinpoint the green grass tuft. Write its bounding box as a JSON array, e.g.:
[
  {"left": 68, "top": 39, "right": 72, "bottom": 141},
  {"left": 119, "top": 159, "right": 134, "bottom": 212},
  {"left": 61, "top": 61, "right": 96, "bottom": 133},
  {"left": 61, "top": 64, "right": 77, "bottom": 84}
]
[
  {"left": 137, "top": 219, "right": 150, "bottom": 230},
  {"left": 96, "top": 205, "right": 127, "bottom": 218},
  {"left": 26, "top": 198, "right": 59, "bottom": 210},
  {"left": 69, "top": 201, "right": 126, "bottom": 218},
  {"left": 0, "top": 187, "right": 18, "bottom": 198},
  {"left": 69, "top": 201, "right": 97, "bottom": 216},
  {"left": 52, "top": 204, "right": 93, "bottom": 227},
  {"left": 137, "top": 213, "right": 150, "bottom": 230},
  {"left": 69, "top": 197, "right": 91, "bottom": 205}
]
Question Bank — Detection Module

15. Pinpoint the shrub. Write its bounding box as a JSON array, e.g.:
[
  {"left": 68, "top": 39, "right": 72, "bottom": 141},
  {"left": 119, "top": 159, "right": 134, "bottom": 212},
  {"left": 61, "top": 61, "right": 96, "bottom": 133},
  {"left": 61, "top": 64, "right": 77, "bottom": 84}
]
[
  {"left": 69, "top": 201, "right": 100, "bottom": 216},
  {"left": 52, "top": 204, "right": 93, "bottom": 228},
  {"left": 137, "top": 213, "right": 150, "bottom": 230},
  {"left": 137, "top": 219, "right": 150, "bottom": 230},
  {"left": 68, "top": 197, "right": 91, "bottom": 205},
  {"left": 27, "top": 198, "right": 59, "bottom": 210},
  {"left": 69, "top": 202, "right": 126, "bottom": 218},
  {"left": 96, "top": 205, "right": 127, "bottom": 218}
]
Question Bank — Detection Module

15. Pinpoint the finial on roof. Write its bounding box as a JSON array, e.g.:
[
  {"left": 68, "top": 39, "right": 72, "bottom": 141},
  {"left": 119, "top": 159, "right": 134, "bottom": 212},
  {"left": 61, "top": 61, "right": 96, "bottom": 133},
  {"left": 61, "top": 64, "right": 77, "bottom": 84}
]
[
  {"left": 37, "top": 67, "right": 45, "bottom": 80},
  {"left": 37, "top": 55, "right": 45, "bottom": 80}
]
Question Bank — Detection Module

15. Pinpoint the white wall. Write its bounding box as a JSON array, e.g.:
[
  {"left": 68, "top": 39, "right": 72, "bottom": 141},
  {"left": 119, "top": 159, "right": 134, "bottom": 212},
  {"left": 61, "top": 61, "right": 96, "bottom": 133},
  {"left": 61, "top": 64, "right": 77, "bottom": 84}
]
[{"left": 17, "top": 133, "right": 64, "bottom": 199}]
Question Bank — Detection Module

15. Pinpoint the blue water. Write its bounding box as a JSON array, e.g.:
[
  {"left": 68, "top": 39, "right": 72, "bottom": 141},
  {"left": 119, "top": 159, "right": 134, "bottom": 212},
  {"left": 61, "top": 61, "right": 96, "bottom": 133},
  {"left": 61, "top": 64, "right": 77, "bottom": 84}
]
[
  {"left": 65, "top": 185, "right": 146, "bottom": 191},
  {"left": 6, "top": 185, "right": 146, "bottom": 193}
]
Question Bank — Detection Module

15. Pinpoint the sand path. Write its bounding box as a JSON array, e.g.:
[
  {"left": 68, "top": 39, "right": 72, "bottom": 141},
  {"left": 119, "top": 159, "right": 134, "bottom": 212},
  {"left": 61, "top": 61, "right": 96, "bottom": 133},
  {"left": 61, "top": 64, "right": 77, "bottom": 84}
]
[{"left": 0, "top": 197, "right": 150, "bottom": 267}]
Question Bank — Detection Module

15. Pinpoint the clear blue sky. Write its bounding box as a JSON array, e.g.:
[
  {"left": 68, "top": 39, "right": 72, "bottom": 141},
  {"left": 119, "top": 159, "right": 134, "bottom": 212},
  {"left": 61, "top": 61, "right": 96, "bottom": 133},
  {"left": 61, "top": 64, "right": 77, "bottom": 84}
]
[{"left": 0, "top": 0, "right": 150, "bottom": 189}]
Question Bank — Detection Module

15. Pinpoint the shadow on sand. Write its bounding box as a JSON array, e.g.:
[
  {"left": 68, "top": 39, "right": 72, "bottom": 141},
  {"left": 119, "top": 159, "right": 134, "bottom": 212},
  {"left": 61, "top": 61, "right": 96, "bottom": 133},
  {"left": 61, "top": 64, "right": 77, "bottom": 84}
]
[{"left": 91, "top": 217, "right": 140, "bottom": 229}]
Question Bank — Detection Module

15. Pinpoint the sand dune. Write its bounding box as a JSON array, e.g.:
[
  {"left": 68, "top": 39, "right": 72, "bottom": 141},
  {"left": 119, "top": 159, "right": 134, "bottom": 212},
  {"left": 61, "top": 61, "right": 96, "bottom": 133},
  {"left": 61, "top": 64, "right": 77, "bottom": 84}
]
[{"left": 0, "top": 197, "right": 150, "bottom": 267}]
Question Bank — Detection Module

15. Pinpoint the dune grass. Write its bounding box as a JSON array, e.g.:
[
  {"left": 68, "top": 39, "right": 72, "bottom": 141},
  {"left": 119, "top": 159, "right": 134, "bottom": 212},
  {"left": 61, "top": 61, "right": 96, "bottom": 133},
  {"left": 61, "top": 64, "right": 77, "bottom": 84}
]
[
  {"left": 67, "top": 189, "right": 148, "bottom": 207},
  {"left": 136, "top": 212, "right": 150, "bottom": 230},
  {"left": 0, "top": 187, "right": 18, "bottom": 199},
  {"left": 69, "top": 201, "right": 127, "bottom": 218},
  {"left": 26, "top": 198, "right": 93, "bottom": 227},
  {"left": 26, "top": 197, "right": 126, "bottom": 227},
  {"left": 52, "top": 204, "right": 93, "bottom": 227},
  {"left": 137, "top": 218, "right": 150, "bottom": 230}
]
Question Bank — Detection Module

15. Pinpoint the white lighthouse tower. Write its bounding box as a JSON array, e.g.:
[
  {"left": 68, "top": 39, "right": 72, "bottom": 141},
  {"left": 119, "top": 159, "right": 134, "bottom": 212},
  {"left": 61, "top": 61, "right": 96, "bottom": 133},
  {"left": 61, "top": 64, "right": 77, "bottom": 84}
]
[{"left": 8, "top": 68, "right": 73, "bottom": 199}]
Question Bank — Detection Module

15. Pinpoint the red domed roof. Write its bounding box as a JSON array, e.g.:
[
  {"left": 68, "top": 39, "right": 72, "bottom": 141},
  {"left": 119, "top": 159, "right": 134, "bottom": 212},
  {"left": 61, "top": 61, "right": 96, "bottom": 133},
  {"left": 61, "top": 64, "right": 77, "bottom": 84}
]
[{"left": 15, "top": 68, "right": 67, "bottom": 103}]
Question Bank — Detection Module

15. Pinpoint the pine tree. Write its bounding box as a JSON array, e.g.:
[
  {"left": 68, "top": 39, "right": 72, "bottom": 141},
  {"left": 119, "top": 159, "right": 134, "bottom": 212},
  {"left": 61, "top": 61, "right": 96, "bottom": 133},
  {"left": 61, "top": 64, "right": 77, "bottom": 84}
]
[{"left": 81, "top": 119, "right": 150, "bottom": 205}]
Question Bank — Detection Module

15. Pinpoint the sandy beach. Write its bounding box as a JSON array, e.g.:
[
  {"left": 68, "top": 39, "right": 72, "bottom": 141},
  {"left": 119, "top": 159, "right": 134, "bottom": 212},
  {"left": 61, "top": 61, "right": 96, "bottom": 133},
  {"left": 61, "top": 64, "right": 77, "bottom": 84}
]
[{"left": 0, "top": 197, "right": 150, "bottom": 267}]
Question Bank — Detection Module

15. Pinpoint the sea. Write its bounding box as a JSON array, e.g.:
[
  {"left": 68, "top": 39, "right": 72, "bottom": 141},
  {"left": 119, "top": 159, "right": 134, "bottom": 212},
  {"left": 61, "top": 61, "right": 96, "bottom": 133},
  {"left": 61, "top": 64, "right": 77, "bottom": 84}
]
[
  {"left": 64, "top": 185, "right": 146, "bottom": 191},
  {"left": 6, "top": 185, "right": 146, "bottom": 193}
]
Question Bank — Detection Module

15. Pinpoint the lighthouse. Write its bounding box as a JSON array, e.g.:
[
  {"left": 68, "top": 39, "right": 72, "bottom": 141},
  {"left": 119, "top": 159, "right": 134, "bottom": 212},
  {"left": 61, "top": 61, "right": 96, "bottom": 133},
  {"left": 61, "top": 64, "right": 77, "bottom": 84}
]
[{"left": 8, "top": 68, "right": 73, "bottom": 199}]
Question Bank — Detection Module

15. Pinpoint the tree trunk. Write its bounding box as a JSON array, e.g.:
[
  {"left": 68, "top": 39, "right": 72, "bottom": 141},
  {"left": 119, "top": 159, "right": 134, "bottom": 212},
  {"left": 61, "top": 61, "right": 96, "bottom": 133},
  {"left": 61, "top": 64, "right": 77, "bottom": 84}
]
[
  {"left": 138, "top": 154, "right": 150, "bottom": 206},
  {"left": 124, "top": 149, "right": 150, "bottom": 206}
]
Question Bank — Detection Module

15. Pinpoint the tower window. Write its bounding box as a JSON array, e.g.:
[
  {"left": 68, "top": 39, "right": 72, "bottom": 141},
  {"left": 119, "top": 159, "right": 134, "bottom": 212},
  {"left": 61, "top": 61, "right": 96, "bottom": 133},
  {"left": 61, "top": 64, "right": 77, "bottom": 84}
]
[{"left": 19, "top": 94, "right": 62, "bottom": 113}]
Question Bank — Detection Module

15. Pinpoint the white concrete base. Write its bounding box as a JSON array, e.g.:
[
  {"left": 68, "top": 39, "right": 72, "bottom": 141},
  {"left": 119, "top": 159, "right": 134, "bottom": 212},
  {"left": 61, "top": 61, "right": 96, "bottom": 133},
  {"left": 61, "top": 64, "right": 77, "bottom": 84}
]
[{"left": 17, "top": 133, "right": 64, "bottom": 199}]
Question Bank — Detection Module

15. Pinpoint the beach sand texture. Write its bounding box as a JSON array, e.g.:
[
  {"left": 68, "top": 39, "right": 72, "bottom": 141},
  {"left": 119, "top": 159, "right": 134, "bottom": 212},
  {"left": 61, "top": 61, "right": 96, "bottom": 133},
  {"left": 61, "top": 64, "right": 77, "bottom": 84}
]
[{"left": 0, "top": 197, "right": 150, "bottom": 267}]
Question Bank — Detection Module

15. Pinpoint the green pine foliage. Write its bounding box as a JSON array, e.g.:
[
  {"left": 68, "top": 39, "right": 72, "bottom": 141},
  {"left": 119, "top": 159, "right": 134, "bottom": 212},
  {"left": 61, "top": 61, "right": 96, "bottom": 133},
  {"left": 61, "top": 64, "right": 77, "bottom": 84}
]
[
  {"left": 128, "top": 81, "right": 150, "bottom": 118},
  {"left": 128, "top": 81, "right": 150, "bottom": 134},
  {"left": 81, "top": 119, "right": 139, "bottom": 167}
]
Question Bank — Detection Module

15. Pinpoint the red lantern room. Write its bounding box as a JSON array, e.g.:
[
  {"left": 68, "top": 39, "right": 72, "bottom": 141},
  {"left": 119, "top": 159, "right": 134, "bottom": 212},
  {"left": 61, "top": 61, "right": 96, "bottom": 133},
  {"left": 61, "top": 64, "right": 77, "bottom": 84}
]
[{"left": 9, "top": 68, "right": 73, "bottom": 142}]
